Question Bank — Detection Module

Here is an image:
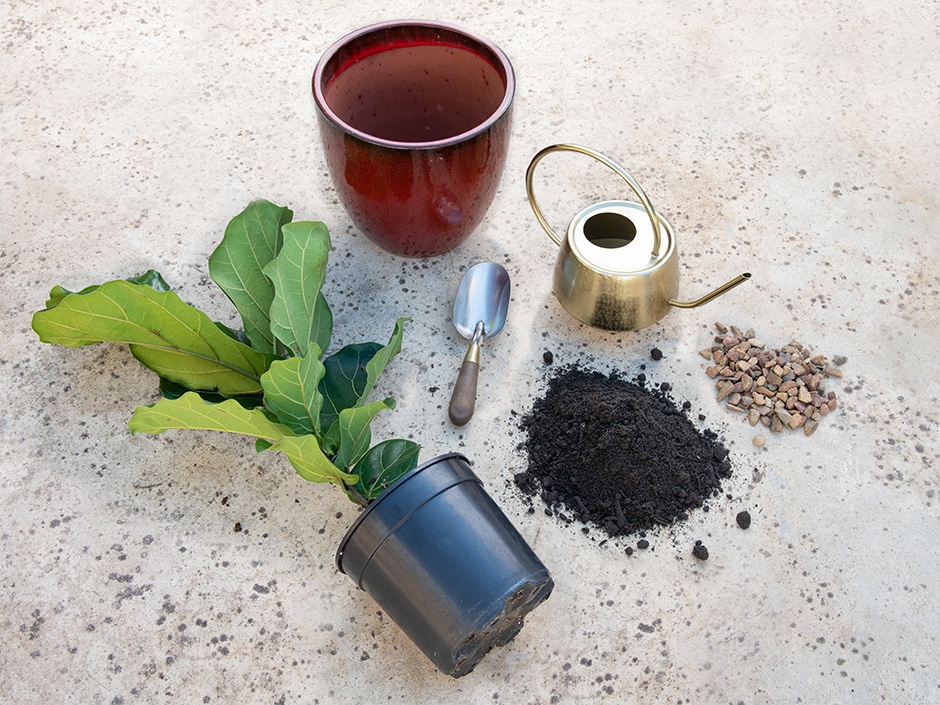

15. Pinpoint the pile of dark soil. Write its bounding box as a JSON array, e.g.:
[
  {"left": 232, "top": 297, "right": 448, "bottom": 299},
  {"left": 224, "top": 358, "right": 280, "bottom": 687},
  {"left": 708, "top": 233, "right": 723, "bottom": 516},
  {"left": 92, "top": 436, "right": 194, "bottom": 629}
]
[{"left": 515, "top": 365, "right": 732, "bottom": 538}]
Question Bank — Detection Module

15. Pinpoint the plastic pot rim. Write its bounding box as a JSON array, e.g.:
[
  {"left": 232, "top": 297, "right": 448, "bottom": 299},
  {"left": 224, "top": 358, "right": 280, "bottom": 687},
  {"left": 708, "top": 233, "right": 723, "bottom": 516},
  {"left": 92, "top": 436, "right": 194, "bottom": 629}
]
[{"left": 335, "top": 452, "right": 477, "bottom": 575}]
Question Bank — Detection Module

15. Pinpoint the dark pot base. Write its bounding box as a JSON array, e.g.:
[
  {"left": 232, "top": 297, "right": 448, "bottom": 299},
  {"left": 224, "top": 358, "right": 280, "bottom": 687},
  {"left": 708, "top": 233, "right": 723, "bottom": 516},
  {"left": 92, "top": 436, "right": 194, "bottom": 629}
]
[{"left": 449, "top": 574, "right": 554, "bottom": 677}]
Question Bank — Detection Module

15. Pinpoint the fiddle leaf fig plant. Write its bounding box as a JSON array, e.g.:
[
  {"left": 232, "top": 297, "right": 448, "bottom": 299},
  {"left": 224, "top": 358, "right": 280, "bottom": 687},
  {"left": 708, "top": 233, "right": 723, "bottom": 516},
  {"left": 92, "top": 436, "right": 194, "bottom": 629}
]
[{"left": 31, "top": 199, "right": 420, "bottom": 505}]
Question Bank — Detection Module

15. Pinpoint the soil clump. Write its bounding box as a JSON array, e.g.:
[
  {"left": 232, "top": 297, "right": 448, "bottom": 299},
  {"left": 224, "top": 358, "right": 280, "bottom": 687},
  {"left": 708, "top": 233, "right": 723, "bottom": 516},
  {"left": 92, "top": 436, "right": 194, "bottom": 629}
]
[{"left": 515, "top": 365, "right": 733, "bottom": 539}]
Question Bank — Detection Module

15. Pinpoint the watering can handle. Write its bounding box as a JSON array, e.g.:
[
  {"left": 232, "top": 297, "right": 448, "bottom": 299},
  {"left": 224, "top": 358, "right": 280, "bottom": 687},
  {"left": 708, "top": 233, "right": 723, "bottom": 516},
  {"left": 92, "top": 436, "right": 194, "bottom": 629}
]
[{"left": 525, "top": 144, "right": 662, "bottom": 258}]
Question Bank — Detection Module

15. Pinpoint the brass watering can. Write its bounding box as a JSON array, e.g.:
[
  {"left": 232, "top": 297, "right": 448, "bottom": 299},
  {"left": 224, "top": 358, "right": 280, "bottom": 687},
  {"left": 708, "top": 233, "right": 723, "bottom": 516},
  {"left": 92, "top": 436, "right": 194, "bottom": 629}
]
[{"left": 526, "top": 144, "right": 750, "bottom": 331}]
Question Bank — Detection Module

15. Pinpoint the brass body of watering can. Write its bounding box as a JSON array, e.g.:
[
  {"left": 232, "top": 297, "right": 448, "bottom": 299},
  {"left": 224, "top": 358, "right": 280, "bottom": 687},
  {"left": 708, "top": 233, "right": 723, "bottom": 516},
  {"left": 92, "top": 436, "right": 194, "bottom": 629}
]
[{"left": 526, "top": 144, "right": 751, "bottom": 331}]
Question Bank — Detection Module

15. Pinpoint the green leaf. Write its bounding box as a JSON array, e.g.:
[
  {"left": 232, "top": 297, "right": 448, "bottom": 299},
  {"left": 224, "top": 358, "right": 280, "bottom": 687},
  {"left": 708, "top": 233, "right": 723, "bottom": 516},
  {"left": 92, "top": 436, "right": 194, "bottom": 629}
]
[
  {"left": 270, "top": 434, "right": 356, "bottom": 486},
  {"left": 323, "top": 398, "right": 395, "bottom": 471},
  {"left": 45, "top": 269, "right": 172, "bottom": 308},
  {"left": 158, "top": 377, "right": 264, "bottom": 410},
  {"left": 352, "top": 439, "right": 421, "bottom": 501},
  {"left": 32, "top": 280, "right": 278, "bottom": 396},
  {"left": 129, "top": 390, "right": 290, "bottom": 437},
  {"left": 317, "top": 318, "right": 409, "bottom": 430},
  {"left": 260, "top": 346, "right": 326, "bottom": 436},
  {"left": 128, "top": 392, "right": 354, "bottom": 486},
  {"left": 317, "top": 342, "right": 382, "bottom": 431},
  {"left": 126, "top": 270, "right": 174, "bottom": 292},
  {"left": 363, "top": 317, "right": 408, "bottom": 401},
  {"left": 308, "top": 292, "right": 333, "bottom": 357},
  {"left": 263, "top": 221, "right": 333, "bottom": 357},
  {"left": 208, "top": 200, "right": 293, "bottom": 353}
]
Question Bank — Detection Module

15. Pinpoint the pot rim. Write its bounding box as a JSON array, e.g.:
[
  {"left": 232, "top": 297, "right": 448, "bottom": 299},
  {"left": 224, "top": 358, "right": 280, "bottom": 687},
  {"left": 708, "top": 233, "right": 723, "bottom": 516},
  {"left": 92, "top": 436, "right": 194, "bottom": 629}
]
[
  {"left": 335, "top": 452, "right": 473, "bottom": 574},
  {"left": 312, "top": 20, "right": 515, "bottom": 151}
]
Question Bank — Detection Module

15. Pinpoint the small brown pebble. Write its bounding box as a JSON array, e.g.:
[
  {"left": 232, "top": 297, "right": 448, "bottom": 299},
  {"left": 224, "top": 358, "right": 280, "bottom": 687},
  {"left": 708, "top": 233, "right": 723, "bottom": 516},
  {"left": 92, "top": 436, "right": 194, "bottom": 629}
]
[
  {"left": 715, "top": 322, "right": 728, "bottom": 334},
  {"left": 804, "top": 419, "right": 819, "bottom": 436},
  {"left": 716, "top": 381, "right": 736, "bottom": 402},
  {"left": 832, "top": 355, "right": 848, "bottom": 366},
  {"left": 753, "top": 434, "right": 766, "bottom": 446}
]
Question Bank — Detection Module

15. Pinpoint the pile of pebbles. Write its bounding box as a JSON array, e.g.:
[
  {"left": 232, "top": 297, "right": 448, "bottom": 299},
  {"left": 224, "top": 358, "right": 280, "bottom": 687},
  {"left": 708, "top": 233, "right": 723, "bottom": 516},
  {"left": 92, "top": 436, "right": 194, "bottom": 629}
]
[{"left": 701, "top": 323, "right": 844, "bottom": 437}]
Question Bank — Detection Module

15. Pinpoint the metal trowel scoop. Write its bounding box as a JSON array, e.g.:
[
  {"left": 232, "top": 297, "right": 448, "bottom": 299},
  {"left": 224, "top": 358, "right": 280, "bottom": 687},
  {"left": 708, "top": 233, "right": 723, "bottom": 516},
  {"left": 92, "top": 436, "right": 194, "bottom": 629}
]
[{"left": 448, "top": 262, "right": 511, "bottom": 426}]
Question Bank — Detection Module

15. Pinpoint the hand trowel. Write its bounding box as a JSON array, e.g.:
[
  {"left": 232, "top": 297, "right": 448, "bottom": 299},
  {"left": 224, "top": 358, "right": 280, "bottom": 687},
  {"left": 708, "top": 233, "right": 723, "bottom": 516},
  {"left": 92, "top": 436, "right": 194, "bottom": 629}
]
[{"left": 448, "top": 262, "right": 511, "bottom": 426}]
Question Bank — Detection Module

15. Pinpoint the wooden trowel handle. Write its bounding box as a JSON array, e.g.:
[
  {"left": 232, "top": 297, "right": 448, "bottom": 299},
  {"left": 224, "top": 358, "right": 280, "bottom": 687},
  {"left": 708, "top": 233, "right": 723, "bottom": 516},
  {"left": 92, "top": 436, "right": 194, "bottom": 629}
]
[{"left": 448, "top": 359, "right": 479, "bottom": 426}]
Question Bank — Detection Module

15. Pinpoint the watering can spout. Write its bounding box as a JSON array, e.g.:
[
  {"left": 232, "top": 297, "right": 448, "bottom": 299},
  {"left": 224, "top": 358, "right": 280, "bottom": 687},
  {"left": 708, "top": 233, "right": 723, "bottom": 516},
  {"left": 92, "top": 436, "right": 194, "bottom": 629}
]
[{"left": 668, "top": 273, "right": 751, "bottom": 309}]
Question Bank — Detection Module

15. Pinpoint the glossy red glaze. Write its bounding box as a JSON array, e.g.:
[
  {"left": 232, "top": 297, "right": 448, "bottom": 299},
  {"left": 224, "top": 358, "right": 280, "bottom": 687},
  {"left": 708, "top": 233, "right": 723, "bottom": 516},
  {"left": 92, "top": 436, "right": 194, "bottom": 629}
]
[{"left": 313, "top": 21, "right": 514, "bottom": 258}]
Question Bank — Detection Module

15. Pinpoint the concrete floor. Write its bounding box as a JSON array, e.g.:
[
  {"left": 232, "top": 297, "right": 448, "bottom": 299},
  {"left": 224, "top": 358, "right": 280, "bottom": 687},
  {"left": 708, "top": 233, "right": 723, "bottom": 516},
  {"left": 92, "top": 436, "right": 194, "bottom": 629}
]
[{"left": 2, "top": 0, "right": 938, "bottom": 702}]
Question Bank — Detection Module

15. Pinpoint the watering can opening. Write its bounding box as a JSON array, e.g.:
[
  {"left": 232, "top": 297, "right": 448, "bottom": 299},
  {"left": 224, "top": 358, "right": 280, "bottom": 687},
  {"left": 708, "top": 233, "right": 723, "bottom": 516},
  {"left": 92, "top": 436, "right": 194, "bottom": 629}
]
[{"left": 583, "top": 211, "right": 636, "bottom": 249}]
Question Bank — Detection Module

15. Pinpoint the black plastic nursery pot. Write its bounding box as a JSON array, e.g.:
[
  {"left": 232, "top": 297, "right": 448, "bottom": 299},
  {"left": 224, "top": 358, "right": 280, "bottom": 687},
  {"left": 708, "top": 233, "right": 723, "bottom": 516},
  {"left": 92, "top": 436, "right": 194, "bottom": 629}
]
[{"left": 336, "top": 453, "right": 554, "bottom": 677}]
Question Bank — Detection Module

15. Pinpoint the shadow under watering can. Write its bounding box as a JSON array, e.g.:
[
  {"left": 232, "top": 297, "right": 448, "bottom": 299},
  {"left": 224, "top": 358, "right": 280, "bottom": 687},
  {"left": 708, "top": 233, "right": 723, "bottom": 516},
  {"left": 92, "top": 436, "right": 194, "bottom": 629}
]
[{"left": 526, "top": 144, "right": 751, "bottom": 331}]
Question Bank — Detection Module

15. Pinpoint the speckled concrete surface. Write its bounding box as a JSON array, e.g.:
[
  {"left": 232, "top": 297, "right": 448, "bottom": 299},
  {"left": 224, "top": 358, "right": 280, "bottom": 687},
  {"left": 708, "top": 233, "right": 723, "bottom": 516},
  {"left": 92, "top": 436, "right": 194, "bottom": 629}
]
[{"left": 2, "top": 1, "right": 938, "bottom": 703}]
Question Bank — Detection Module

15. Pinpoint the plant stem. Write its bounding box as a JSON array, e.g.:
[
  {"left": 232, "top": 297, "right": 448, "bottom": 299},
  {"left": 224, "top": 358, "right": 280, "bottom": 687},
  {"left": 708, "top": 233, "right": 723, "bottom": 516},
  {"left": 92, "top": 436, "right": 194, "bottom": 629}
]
[{"left": 344, "top": 483, "right": 370, "bottom": 508}]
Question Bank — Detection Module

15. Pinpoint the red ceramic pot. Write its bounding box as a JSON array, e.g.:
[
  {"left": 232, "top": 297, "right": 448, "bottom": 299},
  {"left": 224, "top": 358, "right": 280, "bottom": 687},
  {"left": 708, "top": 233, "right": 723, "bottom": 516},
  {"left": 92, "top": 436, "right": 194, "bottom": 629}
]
[{"left": 313, "top": 21, "right": 515, "bottom": 258}]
